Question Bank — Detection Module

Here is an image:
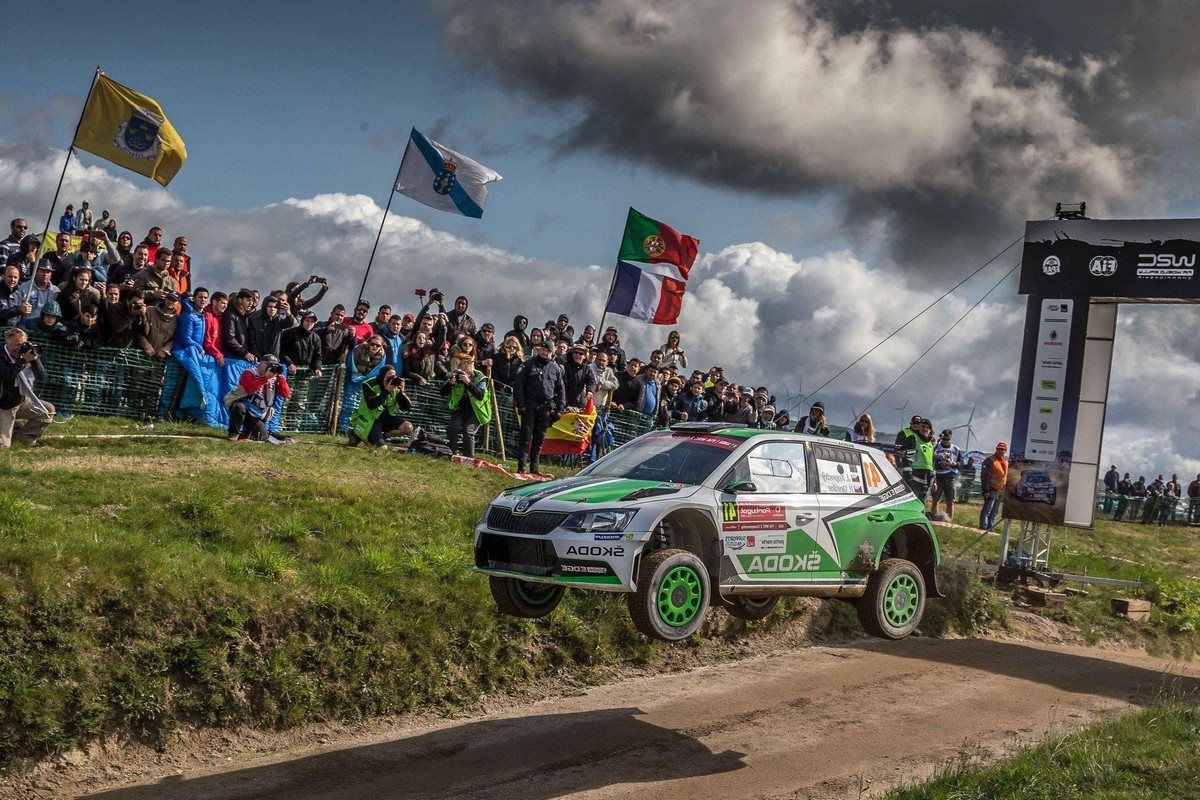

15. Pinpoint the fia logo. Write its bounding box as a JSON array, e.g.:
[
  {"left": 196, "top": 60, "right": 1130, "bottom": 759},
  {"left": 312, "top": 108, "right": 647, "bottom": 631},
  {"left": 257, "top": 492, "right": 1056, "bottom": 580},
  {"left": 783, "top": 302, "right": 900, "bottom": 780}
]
[{"left": 1089, "top": 255, "right": 1118, "bottom": 277}]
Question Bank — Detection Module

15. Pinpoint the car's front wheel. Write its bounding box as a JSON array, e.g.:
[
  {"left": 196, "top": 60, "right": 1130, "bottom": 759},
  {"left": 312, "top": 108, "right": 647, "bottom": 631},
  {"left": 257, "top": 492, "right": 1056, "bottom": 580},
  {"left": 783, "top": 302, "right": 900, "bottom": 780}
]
[
  {"left": 856, "top": 558, "right": 926, "bottom": 640},
  {"left": 718, "top": 594, "right": 780, "bottom": 621},
  {"left": 489, "top": 576, "right": 565, "bottom": 619},
  {"left": 629, "top": 548, "right": 710, "bottom": 641}
]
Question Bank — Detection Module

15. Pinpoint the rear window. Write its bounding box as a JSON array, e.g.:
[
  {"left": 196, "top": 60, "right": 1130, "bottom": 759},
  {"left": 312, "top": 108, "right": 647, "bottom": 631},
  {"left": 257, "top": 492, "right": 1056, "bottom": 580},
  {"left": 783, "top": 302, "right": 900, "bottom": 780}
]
[{"left": 812, "top": 444, "right": 866, "bottom": 495}]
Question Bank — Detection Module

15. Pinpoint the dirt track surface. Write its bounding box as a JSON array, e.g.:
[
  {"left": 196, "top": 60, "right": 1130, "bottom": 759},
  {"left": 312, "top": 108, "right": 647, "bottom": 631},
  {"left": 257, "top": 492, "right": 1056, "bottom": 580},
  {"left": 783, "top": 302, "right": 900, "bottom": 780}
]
[{"left": 67, "top": 638, "right": 1197, "bottom": 800}]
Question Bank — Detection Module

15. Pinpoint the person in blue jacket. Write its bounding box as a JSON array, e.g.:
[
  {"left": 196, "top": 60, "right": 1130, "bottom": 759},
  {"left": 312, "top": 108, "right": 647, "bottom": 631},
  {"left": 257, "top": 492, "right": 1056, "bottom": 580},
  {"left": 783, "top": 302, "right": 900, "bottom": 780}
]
[{"left": 173, "top": 287, "right": 209, "bottom": 354}]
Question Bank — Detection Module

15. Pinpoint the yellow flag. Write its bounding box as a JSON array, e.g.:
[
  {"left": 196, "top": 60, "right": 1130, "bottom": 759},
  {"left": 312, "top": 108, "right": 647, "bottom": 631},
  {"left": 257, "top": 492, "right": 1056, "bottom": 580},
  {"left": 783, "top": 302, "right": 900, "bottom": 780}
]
[{"left": 73, "top": 74, "right": 187, "bottom": 187}]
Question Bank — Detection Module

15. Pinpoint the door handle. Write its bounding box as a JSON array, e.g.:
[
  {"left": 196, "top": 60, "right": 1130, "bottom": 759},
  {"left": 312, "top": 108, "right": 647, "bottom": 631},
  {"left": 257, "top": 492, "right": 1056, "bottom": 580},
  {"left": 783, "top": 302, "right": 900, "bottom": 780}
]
[{"left": 867, "top": 512, "right": 893, "bottom": 522}]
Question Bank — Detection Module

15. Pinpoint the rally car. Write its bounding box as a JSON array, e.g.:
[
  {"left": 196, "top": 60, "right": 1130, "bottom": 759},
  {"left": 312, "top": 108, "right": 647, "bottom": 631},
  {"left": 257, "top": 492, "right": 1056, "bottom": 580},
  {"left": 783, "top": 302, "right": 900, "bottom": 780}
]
[
  {"left": 474, "top": 423, "right": 943, "bottom": 642},
  {"left": 1012, "top": 469, "right": 1057, "bottom": 504}
]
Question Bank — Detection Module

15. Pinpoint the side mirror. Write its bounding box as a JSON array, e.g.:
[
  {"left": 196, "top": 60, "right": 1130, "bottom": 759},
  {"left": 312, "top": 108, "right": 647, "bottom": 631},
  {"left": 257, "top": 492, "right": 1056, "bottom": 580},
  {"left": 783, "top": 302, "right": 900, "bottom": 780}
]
[{"left": 725, "top": 481, "right": 757, "bottom": 494}]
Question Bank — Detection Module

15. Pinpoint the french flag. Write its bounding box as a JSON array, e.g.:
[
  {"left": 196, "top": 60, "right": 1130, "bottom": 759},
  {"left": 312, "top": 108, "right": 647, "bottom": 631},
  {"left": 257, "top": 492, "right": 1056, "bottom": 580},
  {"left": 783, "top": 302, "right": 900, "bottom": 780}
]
[{"left": 604, "top": 261, "right": 686, "bottom": 325}]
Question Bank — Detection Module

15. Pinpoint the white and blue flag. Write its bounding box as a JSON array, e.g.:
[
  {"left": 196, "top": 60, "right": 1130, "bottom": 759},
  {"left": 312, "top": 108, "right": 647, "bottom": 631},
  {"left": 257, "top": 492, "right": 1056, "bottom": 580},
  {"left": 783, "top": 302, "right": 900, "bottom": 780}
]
[{"left": 394, "top": 128, "right": 502, "bottom": 219}]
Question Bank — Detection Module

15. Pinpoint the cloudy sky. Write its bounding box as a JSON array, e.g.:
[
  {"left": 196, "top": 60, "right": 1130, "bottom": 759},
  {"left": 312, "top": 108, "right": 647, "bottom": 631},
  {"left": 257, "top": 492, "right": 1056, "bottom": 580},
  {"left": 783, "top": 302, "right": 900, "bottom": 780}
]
[{"left": 3, "top": 0, "right": 1199, "bottom": 481}]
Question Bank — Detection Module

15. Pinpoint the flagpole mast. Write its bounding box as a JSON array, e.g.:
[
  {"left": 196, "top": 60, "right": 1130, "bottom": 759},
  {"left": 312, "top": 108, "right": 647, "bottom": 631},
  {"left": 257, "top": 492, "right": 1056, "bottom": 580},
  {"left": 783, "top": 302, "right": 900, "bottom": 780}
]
[
  {"left": 39, "top": 66, "right": 102, "bottom": 250},
  {"left": 357, "top": 161, "right": 403, "bottom": 305},
  {"left": 595, "top": 261, "right": 619, "bottom": 347}
]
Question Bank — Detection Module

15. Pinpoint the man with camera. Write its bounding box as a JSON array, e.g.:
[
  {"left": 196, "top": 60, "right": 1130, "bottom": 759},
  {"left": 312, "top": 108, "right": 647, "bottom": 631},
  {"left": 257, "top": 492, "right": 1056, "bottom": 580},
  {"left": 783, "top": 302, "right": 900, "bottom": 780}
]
[
  {"left": 440, "top": 361, "right": 492, "bottom": 458},
  {"left": 513, "top": 340, "right": 566, "bottom": 475},
  {"left": 287, "top": 275, "right": 328, "bottom": 320},
  {"left": 223, "top": 354, "right": 291, "bottom": 441},
  {"left": 0, "top": 328, "right": 54, "bottom": 448},
  {"left": 349, "top": 366, "right": 414, "bottom": 448}
]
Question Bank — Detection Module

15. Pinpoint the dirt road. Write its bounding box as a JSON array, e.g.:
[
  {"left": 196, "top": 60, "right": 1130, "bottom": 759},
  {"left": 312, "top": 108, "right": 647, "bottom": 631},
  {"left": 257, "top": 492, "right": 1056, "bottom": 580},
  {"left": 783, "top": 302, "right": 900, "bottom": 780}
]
[{"left": 73, "top": 638, "right": 1197, "bottom": 800}]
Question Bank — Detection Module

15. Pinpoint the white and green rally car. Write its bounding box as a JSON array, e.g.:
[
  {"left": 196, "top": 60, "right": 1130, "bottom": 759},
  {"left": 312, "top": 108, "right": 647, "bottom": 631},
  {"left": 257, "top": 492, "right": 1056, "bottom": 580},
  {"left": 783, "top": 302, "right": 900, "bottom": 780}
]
[{"left": 474, "top": 423, "right": 943, "bottom": 642}]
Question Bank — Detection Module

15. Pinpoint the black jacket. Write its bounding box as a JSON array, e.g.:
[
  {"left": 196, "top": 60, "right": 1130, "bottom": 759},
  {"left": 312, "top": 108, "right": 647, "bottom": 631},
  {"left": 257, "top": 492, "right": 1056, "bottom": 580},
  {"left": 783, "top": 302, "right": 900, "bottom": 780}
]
[
  {"left": 318, "top": 321, "right": 352, "bottom": 366},
  {"left": 562, "top": 360, "right": 597, "bottom": 407},
  {"left": 0, "top": 347, "right": 44, "bottom": 410},
  {"left": 247, "top": 309, "right": 296, "bottom": 358},
  {"left": 222, "top": 308, "right": 252, "bottom": 359},
  {"left": 513, "top": 358, "right": 566, "bottom": 411},
  {"left": 611, "top": 370, "right": 642, "bottom": 409},
  {"left": 280, "top": 326, "right": 322, "bottom": 372},
  {"left": 492, "top": 352, "right": 523, "bottom": 389}
]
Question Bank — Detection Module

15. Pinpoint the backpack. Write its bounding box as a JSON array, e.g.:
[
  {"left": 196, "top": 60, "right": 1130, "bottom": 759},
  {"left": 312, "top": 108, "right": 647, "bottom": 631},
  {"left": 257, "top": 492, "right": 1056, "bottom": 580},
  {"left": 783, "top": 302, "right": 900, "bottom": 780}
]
[{"left": 409, "top": 437, "right": 455, "bottom": 459}]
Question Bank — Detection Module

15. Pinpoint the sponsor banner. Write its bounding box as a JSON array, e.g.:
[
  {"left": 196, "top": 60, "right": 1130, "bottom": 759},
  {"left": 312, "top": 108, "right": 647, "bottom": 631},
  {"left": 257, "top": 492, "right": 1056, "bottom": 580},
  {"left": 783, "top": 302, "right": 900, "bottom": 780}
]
[
  {"left": 815, "top": 459, "right": 865, "bottom": 494},
  {"left": 1021, "top": 218, "right": 1200, "bottom": 299},
  {"left": 720, "top": 502, "right": 789, "bottom": 531},
  {"left": 1008, "top": 296, "right": 1089, "bottom": 526},
  {"left": 724, "top": 532, "right": 788, "bottom": 552}
]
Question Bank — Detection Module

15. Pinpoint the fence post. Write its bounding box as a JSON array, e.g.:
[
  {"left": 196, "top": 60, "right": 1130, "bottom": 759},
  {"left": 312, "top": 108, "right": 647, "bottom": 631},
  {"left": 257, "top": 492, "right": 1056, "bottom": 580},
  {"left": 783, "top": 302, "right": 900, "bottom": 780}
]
[
  {"left": 489, "top": 374, "right": 506, "bottom": 461},
  {"left": 328, "top": 365, "right": 345, "bottom": 436},
  {"left": 483, "top": 365, "right": 492, "bottom": 453}
]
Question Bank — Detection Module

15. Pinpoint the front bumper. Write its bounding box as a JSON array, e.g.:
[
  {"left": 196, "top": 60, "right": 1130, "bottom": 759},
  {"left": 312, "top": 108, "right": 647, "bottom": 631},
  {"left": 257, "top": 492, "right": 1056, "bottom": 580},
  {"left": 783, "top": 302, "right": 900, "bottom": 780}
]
[{"left": 473, "top": 525, "right": 643, "bottom": 591}]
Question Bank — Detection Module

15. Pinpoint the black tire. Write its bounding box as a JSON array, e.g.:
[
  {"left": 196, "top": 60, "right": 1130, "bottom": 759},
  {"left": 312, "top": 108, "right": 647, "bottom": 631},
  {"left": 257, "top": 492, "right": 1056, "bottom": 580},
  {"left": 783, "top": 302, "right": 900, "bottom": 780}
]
[
  {"left": 1048, "top": 492, "right": 1057, "bottom": 505},
  {"left": 628, "top": 548, "right": 711, "bottom": 642},
  {"left": 489, "top": 576, "right": 565, "bottom": 619},
  {"left": 856, "top": 558, "right": 926, "bottom": 640},
  {"left": 718, "top": 594, "right": 780, "bottom": 621}
]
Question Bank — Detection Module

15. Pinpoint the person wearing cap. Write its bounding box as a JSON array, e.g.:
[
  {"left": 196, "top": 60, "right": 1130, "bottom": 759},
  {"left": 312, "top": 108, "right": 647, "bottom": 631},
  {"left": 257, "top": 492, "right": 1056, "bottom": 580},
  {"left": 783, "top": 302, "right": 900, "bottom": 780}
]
[
  {"left": 759, "top": 405, "right": 779, "bottom": 430},
  {"left": 280, "top": 310, "right": 324, "bottom": 377},
  {"left": 58, "top": 204, "right": 77, "bottom": 234},
  {"left": 895, "top": 414, "right": 934, "bottom": 502},
  {"left": 706, "top": 378, "right": 734, "bottom": 421},
  {"left": 513, "top": 339, "right": 566, "bottom": 475},
  {"left": 796, "top": 401, "right": 830, "bottom": 437},
  {"left": 562, "top": 342, "right": 597, "bottom": 410},
  {"left": 728, "top": 388, "right": 756, "bottom": 425},
  {"left": 656, "top": 375, "right": 685, "bottom": 426},
  {"left": 473, "top": 322, "right": 496, "bottom": 368},
  {"left": 596, "top": 326, "right": 627, "bottom": 371},
  {"left": 930, "top": 428, "right": 962, "bottom": 519},
  {"left": 223, "top": 354, "right": 291, "bottom": 441},
  {"left": 979, "top": 442, "right": 1008, "bottom": 531}
]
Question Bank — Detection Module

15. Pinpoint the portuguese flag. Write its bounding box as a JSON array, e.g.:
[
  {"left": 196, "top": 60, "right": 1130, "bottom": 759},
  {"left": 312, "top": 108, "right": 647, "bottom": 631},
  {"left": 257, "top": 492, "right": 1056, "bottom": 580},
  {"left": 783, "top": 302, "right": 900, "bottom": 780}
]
[{"left": 617, "top": 207, "right": 699, "bottom": 279}]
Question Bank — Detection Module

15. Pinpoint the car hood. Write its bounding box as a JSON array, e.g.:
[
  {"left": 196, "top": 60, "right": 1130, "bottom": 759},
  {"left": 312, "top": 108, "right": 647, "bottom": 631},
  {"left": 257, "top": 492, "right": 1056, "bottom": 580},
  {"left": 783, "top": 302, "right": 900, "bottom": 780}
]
[{"left": 502, "top": 476, "right": 701, "bottom": 508}]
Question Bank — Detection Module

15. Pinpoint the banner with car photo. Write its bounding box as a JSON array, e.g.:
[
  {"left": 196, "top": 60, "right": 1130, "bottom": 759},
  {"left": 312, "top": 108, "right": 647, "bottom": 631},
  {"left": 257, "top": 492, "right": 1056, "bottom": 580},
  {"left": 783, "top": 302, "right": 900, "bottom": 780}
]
[{"left": 1006, "top": 296, "right": 1092, "bottom": 526}]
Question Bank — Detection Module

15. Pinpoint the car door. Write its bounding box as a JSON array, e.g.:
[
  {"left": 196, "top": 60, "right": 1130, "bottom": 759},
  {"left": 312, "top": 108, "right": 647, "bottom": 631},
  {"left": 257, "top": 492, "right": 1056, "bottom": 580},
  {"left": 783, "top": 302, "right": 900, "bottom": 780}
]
[
  {"left": 716, "top": 440, "right": 838, "bottom": 591},
  {"left": 809, "top": 443, "right": 884, "bottom": 570}
]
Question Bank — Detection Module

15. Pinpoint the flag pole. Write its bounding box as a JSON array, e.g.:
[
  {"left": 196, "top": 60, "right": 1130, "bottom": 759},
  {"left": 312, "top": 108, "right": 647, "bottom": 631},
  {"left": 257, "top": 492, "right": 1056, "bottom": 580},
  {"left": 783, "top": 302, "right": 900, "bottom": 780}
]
[
  {"left": 594, "top": 261, "right": 619, "bottom": 347},
  {"left": 39, "top": 66, "right": 102, "bottom": 251},
  {"left": 357, "top": 161, "right": 403, "bottom": 305}
]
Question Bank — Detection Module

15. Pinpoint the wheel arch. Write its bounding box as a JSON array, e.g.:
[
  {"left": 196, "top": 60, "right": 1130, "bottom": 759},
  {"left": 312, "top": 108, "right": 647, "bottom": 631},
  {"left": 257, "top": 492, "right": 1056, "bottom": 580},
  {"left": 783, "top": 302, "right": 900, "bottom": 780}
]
[
  {"left": 881, "top": 523, "right": 944, "bottom": 598},
  {"left": 649, "top": 506, "right": 723, "bottom": 585}
]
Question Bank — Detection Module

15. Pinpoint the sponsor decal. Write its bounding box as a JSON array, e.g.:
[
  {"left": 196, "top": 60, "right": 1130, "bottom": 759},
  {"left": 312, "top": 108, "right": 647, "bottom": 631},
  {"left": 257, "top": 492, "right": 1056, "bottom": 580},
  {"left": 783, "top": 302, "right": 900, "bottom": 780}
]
[
  {"left": 1040, "top": 379, "right": 1058, "bottom": 391},
  {"left": 757, "top": 533, "right": 787, "bottom": 552},
  {"left": 723, "top": 534, "right": 755, "bottom": 551},
  {"left": 747, "top": 553, "right": 821, "bottom": 573},
  {"left": 1038, "top": 406, "right": 1053, "bottom": 415},
  {"left": 564, "top": 544, "right": 626, "bottom": 558},
  {"left": 560, "top": 563, "right": 610, "bottom": 575},
  {"left": 721, "top": 502, "right": 789, "bottom": 531},
  {"left": 863, "top": 460, "right": 884, "bottom": 490},
  {"left": 1088, "top": 254, "right": 1118, "bottom": 276},
  {"left": 593, "top": 532, "right": 633, "bottom": 541},
  {"left": 1042, "top": 255, "right": 1061, "bottom": 275},
  {"left": 879, "top": 484, "right": 907, "bottom": 501},
  {"left": 1137, "top": 268, "right": 1194, "bottom": 279}
]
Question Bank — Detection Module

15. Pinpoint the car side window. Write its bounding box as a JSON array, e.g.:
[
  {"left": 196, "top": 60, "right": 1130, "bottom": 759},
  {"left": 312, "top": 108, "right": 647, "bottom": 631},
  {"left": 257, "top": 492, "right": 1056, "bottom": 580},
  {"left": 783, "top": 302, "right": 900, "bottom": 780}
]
[
  {"left": 812, "top": 444, "right": 867, "bottom": 495},
  {"left": 744, "top": 441, "right": 809, "bottom": 494}
]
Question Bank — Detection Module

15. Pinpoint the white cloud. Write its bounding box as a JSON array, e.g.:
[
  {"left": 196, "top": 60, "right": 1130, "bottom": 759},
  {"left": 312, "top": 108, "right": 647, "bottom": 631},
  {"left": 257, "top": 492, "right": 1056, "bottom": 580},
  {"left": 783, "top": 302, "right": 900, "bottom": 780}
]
[{"left": 2, "top": 144, "right": 1196, "bottom": 480}]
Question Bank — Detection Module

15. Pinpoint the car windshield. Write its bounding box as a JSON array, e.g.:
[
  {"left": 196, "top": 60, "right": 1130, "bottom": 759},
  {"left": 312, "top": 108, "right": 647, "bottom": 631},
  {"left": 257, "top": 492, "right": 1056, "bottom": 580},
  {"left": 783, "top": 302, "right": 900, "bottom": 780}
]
[{"left": 579, "top": 433, "right": 738, "bottom": 485}]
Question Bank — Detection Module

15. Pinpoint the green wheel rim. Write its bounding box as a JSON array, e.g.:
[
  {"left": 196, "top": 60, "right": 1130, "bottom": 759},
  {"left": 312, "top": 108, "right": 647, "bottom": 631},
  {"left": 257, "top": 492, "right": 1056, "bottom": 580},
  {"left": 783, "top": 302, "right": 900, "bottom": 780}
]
[
  {"left": 515, "top": 581, "right": 558, "bottom": 606},
  {"left": 883, "top": 572, "right": 920, "bottom": 628},
  {"left": 656, "top": 565, "right": 703, "bottom": 627}
]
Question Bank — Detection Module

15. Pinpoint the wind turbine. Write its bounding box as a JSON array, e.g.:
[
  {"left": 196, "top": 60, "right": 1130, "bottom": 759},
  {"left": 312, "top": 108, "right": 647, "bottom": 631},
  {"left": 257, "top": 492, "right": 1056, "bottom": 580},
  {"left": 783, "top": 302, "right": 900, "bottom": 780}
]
[
  {"left": 894, "top": 397, "right": 911, "bottom": 430},
  {"left": 954, "top": 402, "right": 979, "bottom": 452}
]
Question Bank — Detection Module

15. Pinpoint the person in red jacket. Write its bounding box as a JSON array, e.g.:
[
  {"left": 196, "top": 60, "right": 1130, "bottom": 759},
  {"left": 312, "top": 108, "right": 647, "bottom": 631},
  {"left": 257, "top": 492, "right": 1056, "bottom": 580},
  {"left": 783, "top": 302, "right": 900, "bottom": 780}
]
[
  {"left": 204, "top": 291, "right": 228, "bottom": 365},
  {"left": 223, "top": 355, "right": 291, "bottom": 441}
]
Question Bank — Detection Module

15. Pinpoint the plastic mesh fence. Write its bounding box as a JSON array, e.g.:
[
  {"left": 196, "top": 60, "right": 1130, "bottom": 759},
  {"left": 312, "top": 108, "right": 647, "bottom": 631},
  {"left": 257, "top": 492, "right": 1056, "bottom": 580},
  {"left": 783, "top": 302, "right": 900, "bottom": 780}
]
[{"left": 27, "top": 333, "right": 169, "bottom": 420}]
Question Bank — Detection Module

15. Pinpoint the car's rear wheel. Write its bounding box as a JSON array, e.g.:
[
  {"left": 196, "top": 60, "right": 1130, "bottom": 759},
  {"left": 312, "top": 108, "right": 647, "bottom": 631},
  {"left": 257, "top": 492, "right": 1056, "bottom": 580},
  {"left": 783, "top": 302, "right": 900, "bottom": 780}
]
[
  {"left": 856, "top": 558, "right": 925, "bottom": 640},
  {"left": 629, "top": 548, "right": 710, "bottom": 641},
  {"left": 718, "top": 594, "right": 780, "bottom": 621},
  {"left": 489, "top": 576, "right": 565, "bottom": 619}
]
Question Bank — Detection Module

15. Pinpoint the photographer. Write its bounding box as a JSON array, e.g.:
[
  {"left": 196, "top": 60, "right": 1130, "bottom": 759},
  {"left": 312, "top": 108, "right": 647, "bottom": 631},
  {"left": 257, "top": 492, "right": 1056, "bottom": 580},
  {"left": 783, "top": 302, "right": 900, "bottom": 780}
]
[
  {"left": 139, "top": 291, "right": 179, "bottom": 359},
  {"left": 348, "top": 366, "right": 414, "bottom": 448},
  {"left": 413, "top": 289, "right": 450, "bottom": 351},
  {"left": 223, "top": 354, "right": 291, "bottom": 441},
  {"left": 513, "top": 340, "right": 566, "bottom": 475},
  {"left": 0, "top": 328, "right": 54, "bottom": 448},
  {"left": 440, "top": 361, "right": 491, "bottom": 458}
]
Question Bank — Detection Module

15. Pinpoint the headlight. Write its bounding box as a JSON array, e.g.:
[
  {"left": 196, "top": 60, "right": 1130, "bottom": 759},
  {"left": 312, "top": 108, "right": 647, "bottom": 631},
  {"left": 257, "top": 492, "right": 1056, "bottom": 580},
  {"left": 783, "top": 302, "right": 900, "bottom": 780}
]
[{"left": 561, "top": 509, "right": 637, "bottom": 533}]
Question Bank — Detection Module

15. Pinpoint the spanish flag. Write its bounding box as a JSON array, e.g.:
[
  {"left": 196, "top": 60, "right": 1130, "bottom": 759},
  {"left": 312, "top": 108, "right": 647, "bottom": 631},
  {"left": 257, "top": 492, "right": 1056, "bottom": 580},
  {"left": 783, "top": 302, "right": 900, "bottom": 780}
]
[
  {"left": 540, "top": 397, "right": 599, "bottom": 457},
  {"left": 73, "top": 75, "right": 187, "bottom": 187}
]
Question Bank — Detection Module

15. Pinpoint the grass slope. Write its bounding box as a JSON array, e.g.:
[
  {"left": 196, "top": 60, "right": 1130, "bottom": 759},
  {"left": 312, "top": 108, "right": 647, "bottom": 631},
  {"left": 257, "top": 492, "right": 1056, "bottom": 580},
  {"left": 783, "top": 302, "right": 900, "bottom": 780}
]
[
  {"left": 0, "top": 418, "right": 657, "bottom": 762},
  {"left": 884, "top": 704, "right": 1200, "bottom": 800}
]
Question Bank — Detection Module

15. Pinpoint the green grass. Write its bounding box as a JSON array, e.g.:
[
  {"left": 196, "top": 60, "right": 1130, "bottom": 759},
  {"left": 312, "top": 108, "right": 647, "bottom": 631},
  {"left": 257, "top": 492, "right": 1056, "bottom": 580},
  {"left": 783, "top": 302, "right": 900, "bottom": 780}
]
[
  {"left": 883, "top": 704, "right": 1200, "bottom": 799},
  {"left": 932, "top": 501, "right": 1200, "bottom": 655}
]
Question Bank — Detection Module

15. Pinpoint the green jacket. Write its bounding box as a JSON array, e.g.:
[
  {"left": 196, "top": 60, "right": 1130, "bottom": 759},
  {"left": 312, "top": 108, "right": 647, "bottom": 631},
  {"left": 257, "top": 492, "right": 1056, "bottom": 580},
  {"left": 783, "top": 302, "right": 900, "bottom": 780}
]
[
  {"left": 350, "top": 375, "right": 411, "bottom": 440},
  {"left": 446, "top": 370, "right": 492, "bottom": 426}
]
